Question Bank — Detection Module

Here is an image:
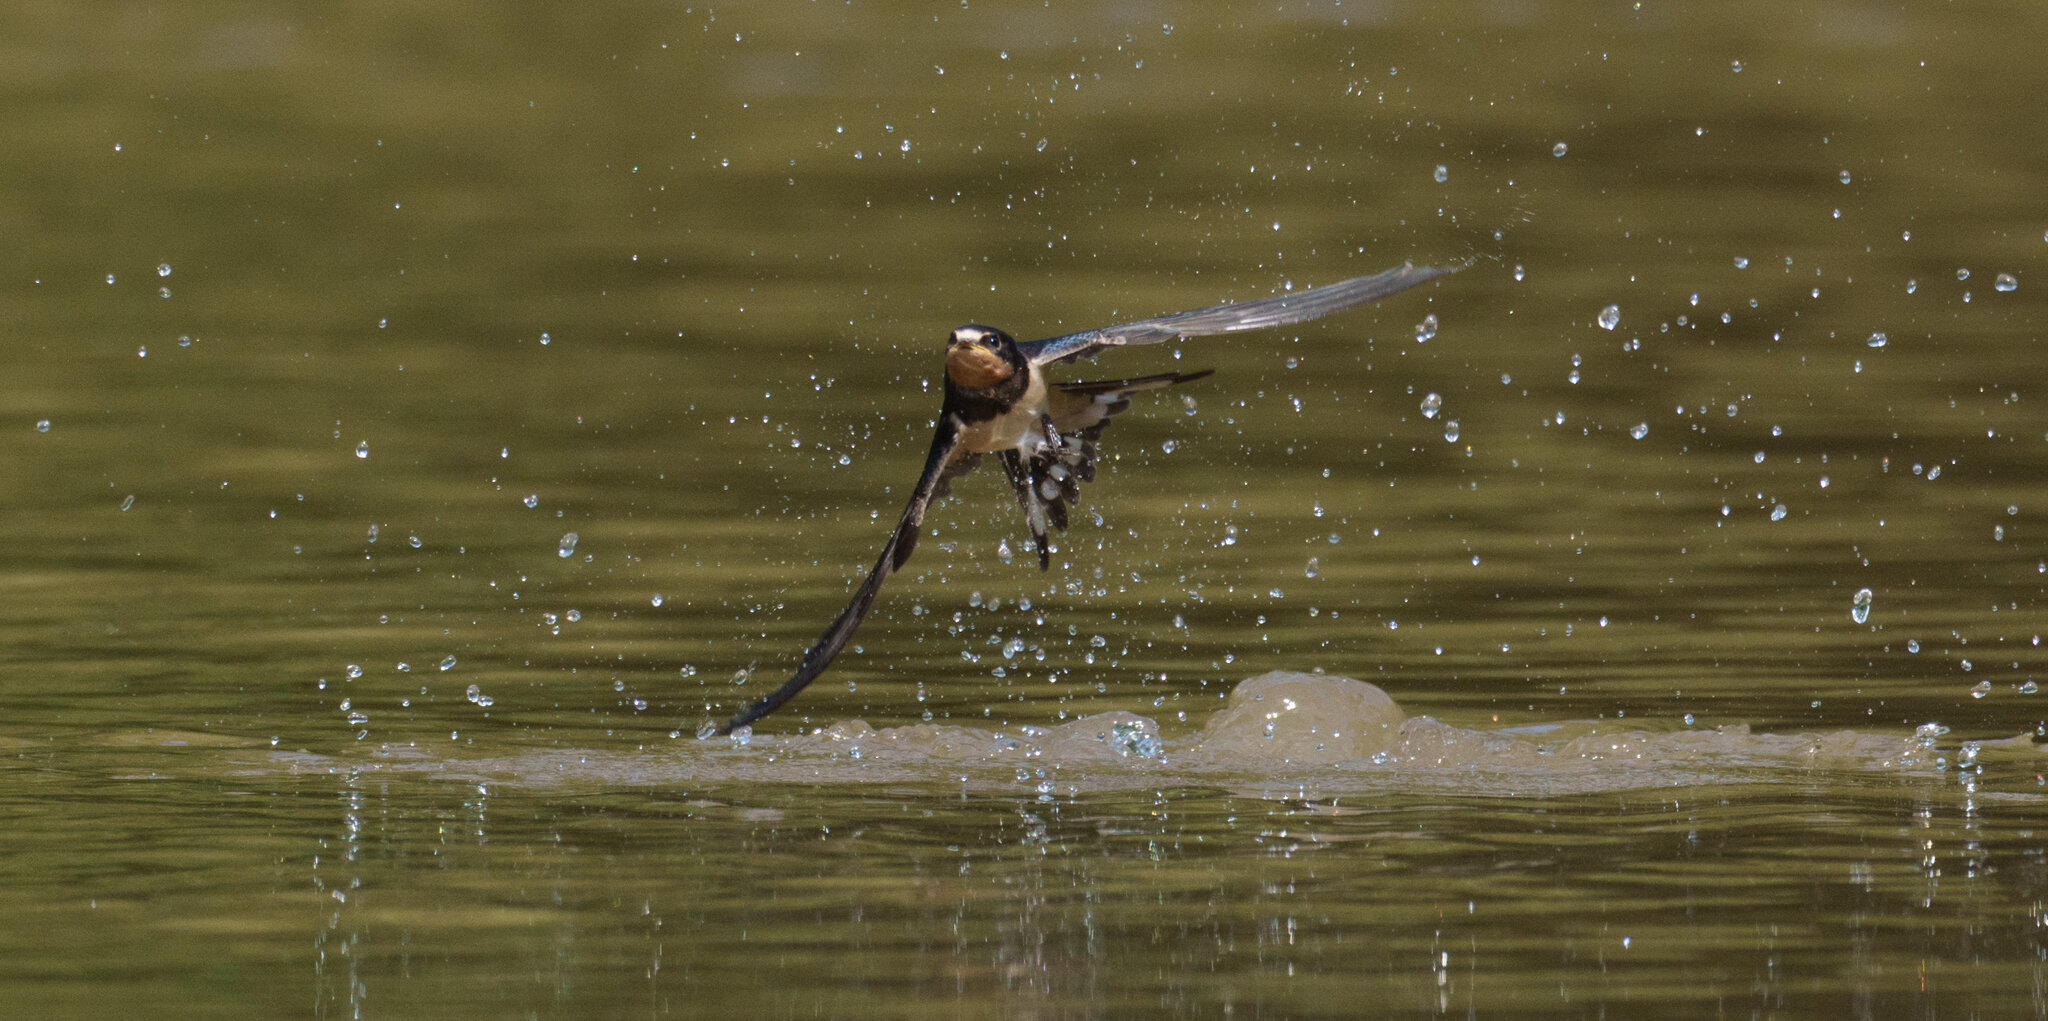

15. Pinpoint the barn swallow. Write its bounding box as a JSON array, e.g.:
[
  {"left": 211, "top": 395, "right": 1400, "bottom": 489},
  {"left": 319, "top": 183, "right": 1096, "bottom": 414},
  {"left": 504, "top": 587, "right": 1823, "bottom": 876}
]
[{"left": 711, "top": 261, "right": 1459, "bottom": 735}]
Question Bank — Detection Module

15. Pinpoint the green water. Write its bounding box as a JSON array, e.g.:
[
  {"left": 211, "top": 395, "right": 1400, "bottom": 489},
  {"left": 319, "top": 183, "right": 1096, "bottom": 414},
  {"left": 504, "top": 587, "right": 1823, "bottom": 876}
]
[{"left": 4, "top": 2, "right": 2046, "bottom": 1017}]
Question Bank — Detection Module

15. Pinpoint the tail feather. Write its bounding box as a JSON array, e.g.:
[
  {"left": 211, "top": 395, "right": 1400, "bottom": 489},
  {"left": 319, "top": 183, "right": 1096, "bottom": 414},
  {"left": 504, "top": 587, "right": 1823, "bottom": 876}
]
[{"left": 998, "top": 369, "right": 1212, "bottom": 570}]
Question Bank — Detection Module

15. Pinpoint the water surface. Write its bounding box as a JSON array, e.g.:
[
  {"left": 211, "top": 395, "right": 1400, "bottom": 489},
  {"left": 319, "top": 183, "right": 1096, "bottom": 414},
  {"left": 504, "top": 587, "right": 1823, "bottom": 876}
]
[{"left": 4, "top": 1, "right": 2046, "bottom": 1016}]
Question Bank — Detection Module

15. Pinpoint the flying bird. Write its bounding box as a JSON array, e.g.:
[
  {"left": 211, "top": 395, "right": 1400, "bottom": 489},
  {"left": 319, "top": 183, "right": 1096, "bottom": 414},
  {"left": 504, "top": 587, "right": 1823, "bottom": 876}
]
[{"left": 711, "top": 261, "right": 1459, "bottom": 735}]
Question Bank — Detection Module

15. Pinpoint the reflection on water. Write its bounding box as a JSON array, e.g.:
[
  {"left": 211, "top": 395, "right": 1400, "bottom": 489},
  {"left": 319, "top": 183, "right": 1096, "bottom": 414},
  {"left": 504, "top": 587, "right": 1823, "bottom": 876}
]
[{"left": 11, "top": 672, "right": 2043, "bottom": 1018}]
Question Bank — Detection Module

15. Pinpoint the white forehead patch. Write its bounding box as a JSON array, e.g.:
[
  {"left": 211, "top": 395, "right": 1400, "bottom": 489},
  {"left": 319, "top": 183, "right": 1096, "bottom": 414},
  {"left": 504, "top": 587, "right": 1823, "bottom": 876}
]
[{"left": 950, "top": 325, "right": 995, "bottom": 346}]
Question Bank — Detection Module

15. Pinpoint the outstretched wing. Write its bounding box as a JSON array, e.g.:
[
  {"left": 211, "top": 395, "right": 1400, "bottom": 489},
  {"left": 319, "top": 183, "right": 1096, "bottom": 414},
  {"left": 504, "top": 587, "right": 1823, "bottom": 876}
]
[
  {"left": 1018, "top": 261, "right": 1460, "bottom": 366},
  {"left": 712, "top": 414, "right": 967, "bottom": 736},
  {"left": 996, "top": 370, "right": 1214, "bottom": 571}
]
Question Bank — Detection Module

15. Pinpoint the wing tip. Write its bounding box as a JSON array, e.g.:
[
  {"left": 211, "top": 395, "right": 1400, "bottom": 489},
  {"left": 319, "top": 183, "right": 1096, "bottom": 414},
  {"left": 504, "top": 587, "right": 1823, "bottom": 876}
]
[{"left": 1386, "top": 258, "right": 1469, "bottom": 283}]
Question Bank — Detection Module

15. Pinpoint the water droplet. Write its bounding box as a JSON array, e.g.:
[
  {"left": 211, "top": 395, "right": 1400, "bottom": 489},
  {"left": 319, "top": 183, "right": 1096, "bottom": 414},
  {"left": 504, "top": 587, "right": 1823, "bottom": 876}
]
[
  {"left": 1597, "top": 304, "right": 1621, "bottom": 330},
  {"left": 1850, "top": 587, "right": 1873, "bottom": 625},
  {"left": 1995, "top": 272, "right": 2017, "bottom": 293},
  {"left": 1304, "top": 557, "right": 1319, "bottom": 578},
  {"left": 156, "top": 263, "right": 172, "bottom": 277},
  {"left": 1906, "top": 639, "right": 1919, "bottom": 653},
  {"left": 1551, "top": 141, "right": 1567, "bottom": 157},
  {"left": 1770, "top": 504, "right": 1788, "bottom": 521},
  {"left": 34, "top": 419, "right": 51, "bottom": 433},
  {"left": 558, "top": 532, "right": 579, "bottom": 557},
  {"left": 651, "top": 593, "right": 665, "bottom": 607},
  {"left": 1414, "top": 314, "right": 1438, "bottom": 342},
  {"left": 1420, "top": 392, "right": 1442, "bottom": 418},
  {"left": 1443, "top": 419, "right": 1460, "bottom": 442},
  {"left": 1730, "top": 60, "right": 1743, "bottom": 72},
  {"left": 1035, "top": 137, "right": 1048, "bottom": 152},
  {"left": 1866, "top": 332, "right": 1887, "bottom": 348},
  {"left": 1969, "top": 680, "right": 1991, "bottom": 699},
  {"left": 366, "top": 524, "right": 379, "bottom": 543},
  {"left": 1838, "top": 169, "right": 1852, "bottom": 185},
  {"left": 566, "top": 608, "right": 581, "bottom": 623},
  {"left": 522, "top": 493, "right": 539, "bottom": 508},
  {"left": 438, "top": 655, "right": 458, "bottom": 671},
  {"left": 1629, "top": 422, "right": 1649, "bottom": 440},
  {"left": 119, "top": 494, "right": 135, "bottom": 511},
  {"left": 1433, "top": 164, "right": 1449, "bottom": 183},
  {"left": 354, "top": 441, "right": 369, "bottom": 459},
  {"left": 465, "top": 683, "right": 495, "bottom": 708},
  {"left": 1733, "top": 256, "right": 1749, "bottom": 269},
  {"left": 2020, "top": 680, "right": 2039, "bottom": 695}
]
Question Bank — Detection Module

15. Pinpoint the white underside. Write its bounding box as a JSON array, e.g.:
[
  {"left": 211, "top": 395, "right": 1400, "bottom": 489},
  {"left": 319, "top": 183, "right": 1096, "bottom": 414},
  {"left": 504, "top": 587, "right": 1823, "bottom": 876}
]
[{"left": 957, "top": 370, "right": 1048, "bottom": 454}]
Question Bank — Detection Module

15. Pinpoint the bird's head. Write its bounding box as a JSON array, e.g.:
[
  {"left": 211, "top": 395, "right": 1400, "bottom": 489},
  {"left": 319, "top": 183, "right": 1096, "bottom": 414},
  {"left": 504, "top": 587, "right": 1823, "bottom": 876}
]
[{"left": 944, "top": 324, "right": 1020, "bottom": 389}]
